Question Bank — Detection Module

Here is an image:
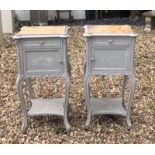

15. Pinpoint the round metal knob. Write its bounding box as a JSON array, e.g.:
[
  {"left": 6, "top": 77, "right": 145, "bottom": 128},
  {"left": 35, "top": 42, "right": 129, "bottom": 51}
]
[
  {"left": 40, "top": 41, "right": 44, "bottom": 45},
  {"left": 59, "top": 60, "right": 63, "bottom": 63},
  {"left": 91, "top": 58, "right": 95, "bottom": 61},
  {"left": 109, "top": 40, "right": 113, "bottom": 44}
]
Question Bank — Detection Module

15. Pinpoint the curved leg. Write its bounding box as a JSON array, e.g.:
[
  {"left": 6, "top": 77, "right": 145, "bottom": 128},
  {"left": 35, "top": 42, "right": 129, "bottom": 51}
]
[
  {"left": 64, "top": 75, "right": 71, "bottom": 132},
  {"left": 121, "top": 75, "right": 128, "bottom": 109},
  {"left": 126, "top": 74, "right": 136, "bottom": 130},
  {"left": 84, "top": 74, "right": 91, "bottom": 128},
  {"left": 25, "top": 77, "right": 33, "bottom": 99},
  {"left": 16, "top": 74, "right": 28, "bottom": 133}
]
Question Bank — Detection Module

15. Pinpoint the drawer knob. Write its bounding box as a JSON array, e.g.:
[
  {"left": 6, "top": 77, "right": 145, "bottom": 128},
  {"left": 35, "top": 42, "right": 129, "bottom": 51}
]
[
  {"left": 91, "top": 58, "right": 95, "bottom": 61},
  {"left": 59, "top": 60, "right": 63, "bottom": 63},
  {"left": 40, "top": 41, "right": 44, "bottom": 45},
  {"left": 109, "top": 40, "right": 113, "bottom": 44}
]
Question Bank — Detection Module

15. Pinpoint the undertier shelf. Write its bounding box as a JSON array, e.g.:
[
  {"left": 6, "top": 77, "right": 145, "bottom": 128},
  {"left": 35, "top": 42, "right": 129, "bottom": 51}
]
[
  {"left": 27, "top": 98, "right": 65, "bottom": 116},
  {"left": 91, "top": 97, "right": 127, "bottom": 116}
]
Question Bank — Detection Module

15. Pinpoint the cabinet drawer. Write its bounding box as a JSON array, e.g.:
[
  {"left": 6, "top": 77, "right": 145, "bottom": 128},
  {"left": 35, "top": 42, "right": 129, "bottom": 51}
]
[
  {"left": 22, "top": 39, "right": 61, "bottom": 47},
  {"left": 90, "top": 46, "right": 130, "bottom": 71},
  {"left": 91, "top": 37, "right": 130, "bottom": 46}
]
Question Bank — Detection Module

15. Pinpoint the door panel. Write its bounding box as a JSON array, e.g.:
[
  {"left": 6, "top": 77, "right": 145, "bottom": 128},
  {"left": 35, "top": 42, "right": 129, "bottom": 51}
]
[
  {"left": 91, "top": 46, "right": 130, "bottom": 71},
  {"left": 23, "top": 48, "right": 63, "bottom": 74}
]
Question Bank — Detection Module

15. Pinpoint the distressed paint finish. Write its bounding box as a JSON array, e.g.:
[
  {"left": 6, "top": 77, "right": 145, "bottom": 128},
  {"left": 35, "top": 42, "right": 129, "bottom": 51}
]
[
  {"left": 83, "top": 25, "right": 137, "bottom": 130},
  {"left": 14, "top": 26, "right": 70, "bottom": 133}
]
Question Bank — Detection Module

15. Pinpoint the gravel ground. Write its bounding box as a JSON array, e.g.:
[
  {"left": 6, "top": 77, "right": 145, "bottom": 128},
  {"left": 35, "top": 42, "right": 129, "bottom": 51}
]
[{"left": 0, "top": 22, "right": 155, "bottom": 143}]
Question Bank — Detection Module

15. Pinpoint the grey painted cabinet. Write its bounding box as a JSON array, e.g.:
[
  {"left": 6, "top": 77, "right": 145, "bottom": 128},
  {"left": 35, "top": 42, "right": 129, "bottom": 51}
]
[
  {"left": 83, "top": 25, "right": 137, "bottom": 129},
  {"left": 13, "top": 26, "right": 70, "bottom": 133}
]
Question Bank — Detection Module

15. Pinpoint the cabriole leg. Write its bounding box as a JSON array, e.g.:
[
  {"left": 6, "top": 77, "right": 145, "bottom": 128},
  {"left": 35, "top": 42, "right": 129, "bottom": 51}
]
[
  {"left": 25, "top": 77, "right": 33, "bottom": 99},
  {"left": 84, "top": 74, "right": 91, "bottom": 129},
  {"left": 126, "top": 74, "right": 136, "bottom": 130},
  {"left": 16, "top": 74, "right": 28, "bottom": 133},
  {"left": 121, "top": 75, "right": 128, "bottom": 108},
  {"left": 64, "top": 75, "right": 71, "bottom": 132}
]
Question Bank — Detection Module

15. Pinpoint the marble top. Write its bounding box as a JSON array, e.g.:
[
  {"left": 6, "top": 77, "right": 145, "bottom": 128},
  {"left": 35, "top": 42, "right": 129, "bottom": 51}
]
[
  {"left": 84, "top": 25, "right": 133, "bottom": 33},
  {"left": 83, "top": 25, "right": 137, "bottom": 37},
  {"left": 17, "top": 26, "right": 68, "bottom": 35},
  {"left": 13, "top": 26, "right": 69, "bottom": 39}
]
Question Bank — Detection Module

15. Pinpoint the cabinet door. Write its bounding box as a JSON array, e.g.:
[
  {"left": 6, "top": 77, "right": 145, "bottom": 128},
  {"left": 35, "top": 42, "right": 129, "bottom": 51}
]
[
  {"left": 91, "top": 46, "right": 130, "bottom": 72},
  {"left": 23, "top": 48, "right": 64, "bottom": 76}
]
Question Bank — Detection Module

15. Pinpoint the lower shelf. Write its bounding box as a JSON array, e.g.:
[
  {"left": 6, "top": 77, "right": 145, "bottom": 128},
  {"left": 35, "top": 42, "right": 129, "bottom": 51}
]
[
  {"left": 90, "top": 97, "right": 127, "bottom": 116},
  {"left": 27, "top": 98, "right": 65, "bottom": 116}
]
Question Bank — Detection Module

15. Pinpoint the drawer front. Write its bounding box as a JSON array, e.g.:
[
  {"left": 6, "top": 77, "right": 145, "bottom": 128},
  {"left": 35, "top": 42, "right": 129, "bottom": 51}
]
[
  {"left": 90, "top": 46, "right": 130, "bottom": 72},
  {"left": 23, "top": 48, "right": 63, "bottom": 74},
  {"left": 22, "top": 38, "right": 61, "bottom": 48},
  {"left": 91, "top": 37, "right": 130, "bottom": 46}
]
